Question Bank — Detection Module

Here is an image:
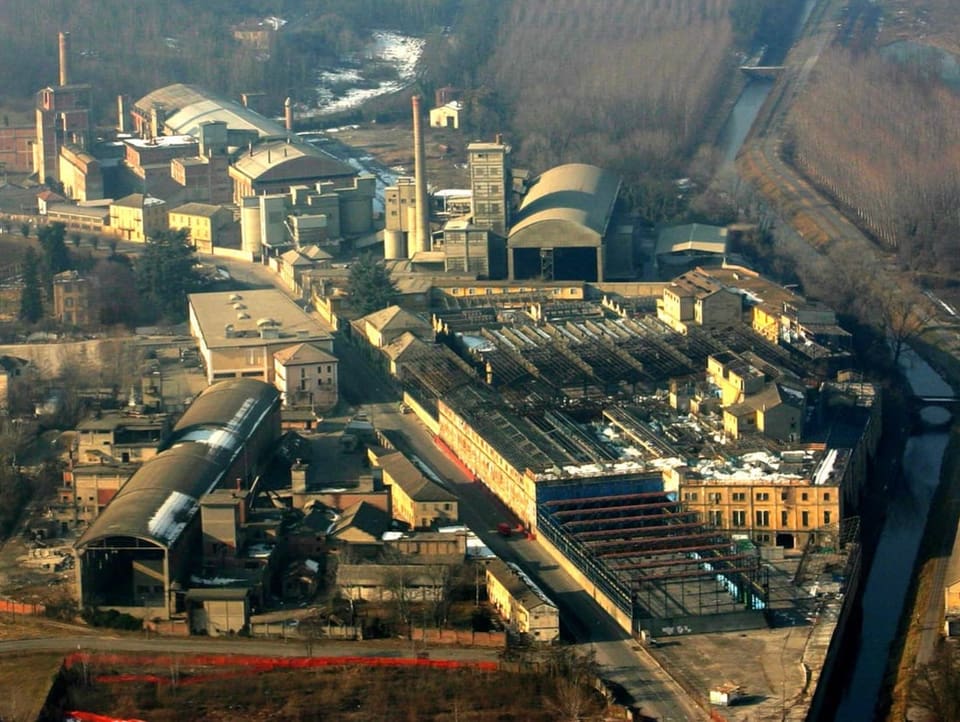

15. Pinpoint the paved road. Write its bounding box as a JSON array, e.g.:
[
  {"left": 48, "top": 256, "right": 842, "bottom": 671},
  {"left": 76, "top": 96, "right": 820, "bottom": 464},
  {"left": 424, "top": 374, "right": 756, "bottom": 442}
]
[{"left": 359, "top": 395, "right": 705, "bottom": 721}]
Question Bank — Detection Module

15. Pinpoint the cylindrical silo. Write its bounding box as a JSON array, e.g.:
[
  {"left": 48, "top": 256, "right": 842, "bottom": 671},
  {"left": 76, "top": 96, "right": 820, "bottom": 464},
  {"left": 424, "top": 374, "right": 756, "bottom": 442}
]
[
  {"left": 240, "top": 197, "right": 263, "bottom": 258},
  {"left": 384, "top": 229, "right": 407, "bottom": 260}
]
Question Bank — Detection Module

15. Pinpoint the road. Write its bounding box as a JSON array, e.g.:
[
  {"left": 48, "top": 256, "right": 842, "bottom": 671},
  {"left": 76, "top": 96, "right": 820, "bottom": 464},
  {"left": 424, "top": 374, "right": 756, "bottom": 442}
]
[{"left": 329, "top": 331, "right": 704, "bottom": 720}]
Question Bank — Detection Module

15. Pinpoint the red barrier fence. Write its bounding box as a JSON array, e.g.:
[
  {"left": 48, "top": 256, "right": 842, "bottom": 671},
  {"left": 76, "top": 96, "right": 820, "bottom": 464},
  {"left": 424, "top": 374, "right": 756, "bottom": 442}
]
[
  {"left": 64, "top": 651, "right": 499, "bottom": 686},
  {"left": 0, "top": 598, "right": 46, "bottom": 616},
  {"left": 66, "top": 712, "right": 147, "bottom": 722}
]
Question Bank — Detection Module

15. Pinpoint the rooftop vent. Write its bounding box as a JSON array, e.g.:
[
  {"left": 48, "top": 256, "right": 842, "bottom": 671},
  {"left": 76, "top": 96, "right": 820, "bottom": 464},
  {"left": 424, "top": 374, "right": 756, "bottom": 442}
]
[
  {"left": 256, "top": 317, "right": 278, "bottom": 327},
  {"left": 224, "top": 323, "right": 235, "bottom": 338},
  {"left": 233, "top": 302, "right": 246, "bottom": 310},
  {"left": 228, "top": 293, "right": 243, "bottom": 302},
  {"left": 237, "top": 312, "right": 250, "bottom": 320}
]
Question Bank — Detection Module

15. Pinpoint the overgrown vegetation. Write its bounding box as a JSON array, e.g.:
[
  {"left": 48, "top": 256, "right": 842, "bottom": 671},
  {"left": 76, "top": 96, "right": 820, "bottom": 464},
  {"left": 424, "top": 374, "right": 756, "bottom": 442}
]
[{"left": 62, "top": 657, "right": 610, "bottom": 722}]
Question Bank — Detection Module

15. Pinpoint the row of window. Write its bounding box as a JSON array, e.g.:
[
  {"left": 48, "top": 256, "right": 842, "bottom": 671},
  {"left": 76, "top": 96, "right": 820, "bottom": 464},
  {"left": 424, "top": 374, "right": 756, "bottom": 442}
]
[
  {"left": 723, "top": 509, "right": 832, "bottom": 527},
  {"left": 685, "top": 490, "right": 831, "bottom": 503}
]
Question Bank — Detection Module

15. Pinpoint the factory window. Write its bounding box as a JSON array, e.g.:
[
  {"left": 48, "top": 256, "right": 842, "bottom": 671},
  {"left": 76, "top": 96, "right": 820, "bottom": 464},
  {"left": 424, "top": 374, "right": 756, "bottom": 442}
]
[
  {"left": 755, "top": 492, "right": 769, "bottom": 501},
  {"left": 801, "top": 492, "right": 809, "bottom": 501},
  {"left": 801, "top": 511, "right": 810, "bottom": 527},
  {"left": 824, "top": 511, "right": 832, "bottom": 525},
  {"left": 708, "top": 510, "right": 722, "bottom": 527},
  {"left": 708, "top": 492, "right": 722, "bottom": 504},
  {"left": 732, "top": 492, "right": 746, "bottom": 502},
  {"left": 732, "top": 510, "right": 746, "bottom": 527},
  {"left": 781, "top": 510, "right": 789, "bottom": 526},
  {"left": 781, "top": 492, "right": 789, "bottom": 501},
  {"left": 823, "top": 492, "right": 831, "bottom": 501},
  {"left": 683, "top": 492, "right": 698, "bottom": 502},
  {"left": 756, "top": 510, "right": 770, "bottom": 527}
]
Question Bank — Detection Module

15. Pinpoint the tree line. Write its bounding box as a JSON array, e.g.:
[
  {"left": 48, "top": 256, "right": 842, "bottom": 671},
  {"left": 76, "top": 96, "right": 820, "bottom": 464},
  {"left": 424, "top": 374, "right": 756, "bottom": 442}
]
[{"left": 787, "top": 47, "right": 960, "bottom": 275}]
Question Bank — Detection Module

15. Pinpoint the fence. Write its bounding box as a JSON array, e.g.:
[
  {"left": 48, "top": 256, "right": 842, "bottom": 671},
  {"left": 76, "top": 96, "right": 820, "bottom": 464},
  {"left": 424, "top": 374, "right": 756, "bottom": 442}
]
[{"left": 0, "top": 598, "right": 46, "bottom": 617}]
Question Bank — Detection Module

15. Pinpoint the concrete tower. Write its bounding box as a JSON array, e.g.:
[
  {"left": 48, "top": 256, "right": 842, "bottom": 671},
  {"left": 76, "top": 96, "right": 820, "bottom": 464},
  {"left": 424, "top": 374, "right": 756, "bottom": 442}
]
[{"left": 411, "top": 95, "right": 430, "bottom": 256}]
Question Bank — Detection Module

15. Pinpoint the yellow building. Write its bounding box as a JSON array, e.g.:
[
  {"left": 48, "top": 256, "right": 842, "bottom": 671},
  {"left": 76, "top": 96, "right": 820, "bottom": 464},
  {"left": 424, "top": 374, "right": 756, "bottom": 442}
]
[
  {"left": 52, "top": 270, "right": 96, "bottom": 326},
  {"left": 109, "top": 193, "right": 167, "bottom": 242},
  {"left": 168, "top": 202, "right": 237, "bottom": 254},
  {"left": 679, "top": 448, "right": 846, "bottom": 549},
  {"left": 429, "top": 101, "right": 463, "bottom": 130},
  {"left": 485, "top": 559, "right": 558, "bottom": 642},
  {"left": 353, "top": 305, "right": 433, "bottom": 349},
  {"left": 657, "top": 269, "right": 742, "bottom": 333},
  {"left": 374, "top": 450, "right": 458, "bottom": 529}
]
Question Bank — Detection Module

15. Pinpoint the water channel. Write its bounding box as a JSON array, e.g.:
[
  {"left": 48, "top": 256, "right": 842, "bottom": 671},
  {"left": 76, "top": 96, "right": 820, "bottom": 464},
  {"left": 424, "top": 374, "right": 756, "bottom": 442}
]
[
  {"left": 715, "top": 0, "right": 954, "bottom": 713},
  {"left": 832, "top": 351, "right": 954, "bottom": 720}
]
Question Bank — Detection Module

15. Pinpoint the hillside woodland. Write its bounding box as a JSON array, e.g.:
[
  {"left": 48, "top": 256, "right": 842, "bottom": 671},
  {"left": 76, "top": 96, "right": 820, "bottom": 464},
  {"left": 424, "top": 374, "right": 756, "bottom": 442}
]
[
  {"left": 788, "top": 46, "right": 960, "bottom": 274},
  {"left": 0, "top": 0, "right": 455, "bottom": 116}
]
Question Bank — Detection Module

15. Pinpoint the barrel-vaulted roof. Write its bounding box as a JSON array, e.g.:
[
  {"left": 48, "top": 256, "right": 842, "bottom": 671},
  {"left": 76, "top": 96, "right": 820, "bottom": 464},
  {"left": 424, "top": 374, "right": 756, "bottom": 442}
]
[
  {"left": 134, "top": 83, "right": 287, "bottom": 141},
  {"left": 76, "top": 379, "right": 279, "bottom": 550},
  {"left": 229, "top": 140, "right": 354, "bottom": 183},
  {"left": 508, "top": 163, "right": 620, "bottom": 248}
]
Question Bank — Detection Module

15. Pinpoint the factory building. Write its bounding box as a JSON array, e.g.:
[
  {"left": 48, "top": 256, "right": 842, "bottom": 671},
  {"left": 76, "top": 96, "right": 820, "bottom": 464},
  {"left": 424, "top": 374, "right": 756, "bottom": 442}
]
[
  {"left": 228, "top": 140, "right": 357, "bottom": 204},
  {"left": 507, "top": 164, "right": 620, "bottom": 282},
  {"left": 34, "top": 32, "right": 92, "bottom": 184},
  {"left": 74, "top": 379, "right": 282, "bottom": 619},
  {"left": 188, "top": 289, "right": 334, "bottom": 385}
]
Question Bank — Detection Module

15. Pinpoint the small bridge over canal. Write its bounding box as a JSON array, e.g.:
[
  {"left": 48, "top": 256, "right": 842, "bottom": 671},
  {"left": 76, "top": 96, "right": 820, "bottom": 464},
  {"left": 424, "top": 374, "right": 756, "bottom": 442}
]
[{"left": 739, "top": 65, "right": 784, "bottom": 79}]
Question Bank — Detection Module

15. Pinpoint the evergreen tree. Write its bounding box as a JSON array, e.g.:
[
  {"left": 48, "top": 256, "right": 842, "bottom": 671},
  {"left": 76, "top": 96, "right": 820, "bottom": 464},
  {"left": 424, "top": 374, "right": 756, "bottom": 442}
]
[
  {"left": 18, "top": 248, "right": 43, "bottom": 323},
  {"left": 135, "top": 229, "right": 201, "bottom": 322},
  {"left": 347, "top": 254, "right": 399, "bottom": 315}
]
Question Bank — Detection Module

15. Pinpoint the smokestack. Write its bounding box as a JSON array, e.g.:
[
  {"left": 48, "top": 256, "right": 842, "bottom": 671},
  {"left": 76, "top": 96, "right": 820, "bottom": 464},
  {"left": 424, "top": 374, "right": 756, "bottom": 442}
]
[
  {"left": 284, "top": 97, "right": 294, "bottom": 133},
  {"left": 411, "top": 95, "right": 430, "bottom": 255},
  {"left": 58, "top": 32, "right": 70, "bottom": 87},
  {"left": 117, "top": 95, "right": 127, "bottom": 133}
]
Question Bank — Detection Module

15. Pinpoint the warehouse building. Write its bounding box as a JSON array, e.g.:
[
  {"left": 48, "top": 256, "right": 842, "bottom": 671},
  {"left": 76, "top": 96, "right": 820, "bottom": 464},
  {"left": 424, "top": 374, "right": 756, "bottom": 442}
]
[
  {"left": 507, "top": 163, "right": 620, "bottom": 283},
  {"left": 74, "top": 379, "right": 282, "bottom": 619}
]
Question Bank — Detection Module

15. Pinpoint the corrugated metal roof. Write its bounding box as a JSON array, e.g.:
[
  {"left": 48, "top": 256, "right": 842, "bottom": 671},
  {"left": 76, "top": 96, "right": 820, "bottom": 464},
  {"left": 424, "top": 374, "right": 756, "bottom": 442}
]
[
  {"left": 135, "top": 84, "right": 287, "bottom": 141},
  {"left": 508, "top": 163, "right": 620, "bottom": 243},
  {"left": 76, "top": 380, "right": 279, "bottom": 550}
]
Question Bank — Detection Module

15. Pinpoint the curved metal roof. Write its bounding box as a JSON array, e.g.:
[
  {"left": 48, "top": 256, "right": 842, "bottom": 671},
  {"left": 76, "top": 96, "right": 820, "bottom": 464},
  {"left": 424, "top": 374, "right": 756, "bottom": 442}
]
[
  {"left": 134, "top": 83, "right": 287, "bottom": 141},
  {"left": 229, "top": 140, "right": 354, "bottom": 183},
  {"left": 508, "top": 163, "right": 620, "bottom": 247},
  {"left": 169, "top": 378, "right": 280, "bottom": 445},
  {"left": 77, "top": 380, "right": 280, "bottom": 550}
]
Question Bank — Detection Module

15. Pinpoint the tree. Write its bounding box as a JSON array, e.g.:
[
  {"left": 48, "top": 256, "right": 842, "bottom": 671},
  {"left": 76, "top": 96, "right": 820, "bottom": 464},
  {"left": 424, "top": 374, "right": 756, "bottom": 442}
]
[
  {"left": 18, "top": 247, "right": 43, "bottom": 323},
  {"left": 876, "top": 287, "right": 937, "bottom": 365},
  {"left": 37, "top": 222, "right": 71, "bottom": 297},
  {"left": 19, "top": 222, "right": 29, "bottom": 238},
  {"left": 347, "top": 254, "right": 398, "bottom": 315},
  {"left": 92, "top": 257, "right": 139, "bottom": 327},
  {"left": 135, "top": 229, "right": 201, "bottom": 322},
  {"left": 912, "top": 644, "right": 960, "bottom": 722},
  {"left": 70, "top": 232, "right": 82, "bottom": 248}
]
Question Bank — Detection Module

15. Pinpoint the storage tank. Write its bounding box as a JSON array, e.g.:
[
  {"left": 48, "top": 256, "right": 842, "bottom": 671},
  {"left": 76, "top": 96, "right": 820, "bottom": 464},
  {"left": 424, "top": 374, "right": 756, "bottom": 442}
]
[
  {"left": 240, "top": 197, "right": 263, "bottom": 258},
  {"left": 384, "top": 229, "right": 407, "bottom": 260}
]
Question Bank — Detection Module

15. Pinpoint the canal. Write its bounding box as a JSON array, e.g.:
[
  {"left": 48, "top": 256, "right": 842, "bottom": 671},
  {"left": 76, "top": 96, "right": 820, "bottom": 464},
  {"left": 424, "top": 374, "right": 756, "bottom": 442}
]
[{"left": 832, "top": 351, "right": 954, "bottom": 720}]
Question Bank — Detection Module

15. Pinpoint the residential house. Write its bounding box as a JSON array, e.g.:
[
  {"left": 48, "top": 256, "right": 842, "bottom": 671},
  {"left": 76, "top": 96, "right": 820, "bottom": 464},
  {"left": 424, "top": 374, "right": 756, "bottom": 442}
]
[
  {"left": 353, "top": 305, "right": 432, "bottom": 349},
  {"left": 485, "top": 560, "right": 559, "bottom": 642},
  {"left": 374, "top": 450, "right": 458, "bottom": 529},
  {"left": 168, "top": 202, "right": 238, "bottom": 254},
  {"left": 273, "top": 342, "right": 338, "bottom": 410},
  {"left": 109, "top": 193, "right": 167, "bottom": 242}
]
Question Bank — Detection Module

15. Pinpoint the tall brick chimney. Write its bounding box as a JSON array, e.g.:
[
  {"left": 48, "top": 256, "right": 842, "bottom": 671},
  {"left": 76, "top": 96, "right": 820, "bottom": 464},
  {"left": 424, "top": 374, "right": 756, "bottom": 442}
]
[
  {"left": 411, "top": 95, "right": 430, "bottom": 255},
  {"left": 58, "top": 32, "right": 70, "bottom": 87}
]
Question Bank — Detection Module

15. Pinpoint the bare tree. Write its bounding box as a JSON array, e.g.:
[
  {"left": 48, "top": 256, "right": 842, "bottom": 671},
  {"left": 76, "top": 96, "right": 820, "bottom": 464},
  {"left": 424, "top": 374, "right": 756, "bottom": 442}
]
[
  {"left": 876, "top": 287, "right": 937, "bottom": 365},
  {"left": 912, "top": 644, "right": 960, "bottom": 722}
]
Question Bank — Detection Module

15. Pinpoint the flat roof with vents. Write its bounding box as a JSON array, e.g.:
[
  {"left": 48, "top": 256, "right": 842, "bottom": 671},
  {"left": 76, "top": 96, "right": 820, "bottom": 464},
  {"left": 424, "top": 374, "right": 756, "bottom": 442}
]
[{"left": 189, "top": 289, "right": 332, "bottom": 349}]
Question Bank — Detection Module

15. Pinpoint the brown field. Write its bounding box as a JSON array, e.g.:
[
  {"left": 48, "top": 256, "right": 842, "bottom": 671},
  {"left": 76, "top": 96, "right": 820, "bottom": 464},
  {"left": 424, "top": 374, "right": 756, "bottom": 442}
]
[
  {"left": 878, "top": 0, "right": 960, "bottom": 55},
  {"left": 62, "top": 661, "right": 594, "bottom": 722},
  {"left": 0, "top": 653, "right": 64, "bottom": 722}
]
